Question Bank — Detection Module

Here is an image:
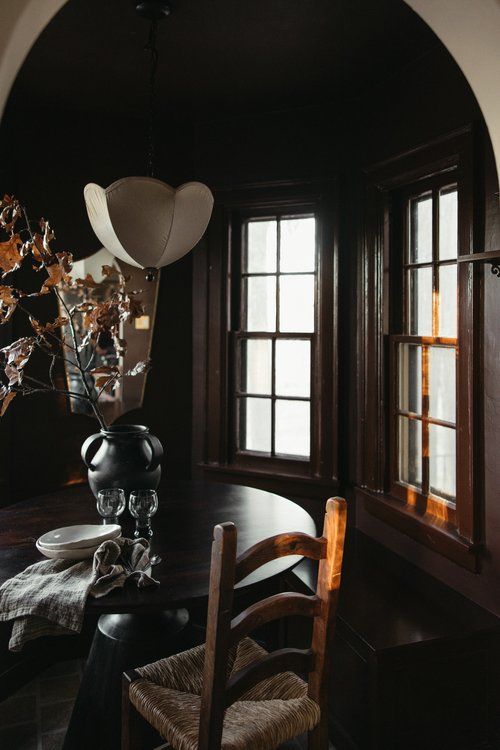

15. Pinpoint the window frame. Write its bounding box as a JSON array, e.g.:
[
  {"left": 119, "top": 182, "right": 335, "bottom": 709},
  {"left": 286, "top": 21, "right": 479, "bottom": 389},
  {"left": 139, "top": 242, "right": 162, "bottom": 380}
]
[
  {"left": 356, "top": 126, "right": 482, "bottom": 571},
  {"left": 198, "top": 180, "right": 339, "bottom": 498},
  {"left": 389, "top": 176, "right": 459, "bottom": 524},
  {"left": 232, "top": 207, "right": 318, "bottom": 467}
]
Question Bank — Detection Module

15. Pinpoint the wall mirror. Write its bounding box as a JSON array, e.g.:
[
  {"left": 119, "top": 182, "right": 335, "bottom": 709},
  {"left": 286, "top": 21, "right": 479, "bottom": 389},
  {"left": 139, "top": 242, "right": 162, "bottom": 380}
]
[{"left": 58, "top": 247, "right": 159, "bottom": 424}]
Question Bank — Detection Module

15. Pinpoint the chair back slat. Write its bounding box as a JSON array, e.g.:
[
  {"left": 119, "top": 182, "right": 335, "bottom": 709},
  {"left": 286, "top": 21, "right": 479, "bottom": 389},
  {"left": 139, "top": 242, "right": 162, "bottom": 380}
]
[
  {"left": 235, "top": 531, "right": 327, "bottom": 583},
  {"left": 230, "top": 592, "right": 320, "bottom": 645},
  {"left": 198, "top": 522, "right": 237, "bottom": 750},
  {"left": 225, "top": 648, "right": 315, "bottom": 707},
  {"left": 198, "top": 497, "right": 347, "bottom": 750},
  {"left": 307, "top": 498, "right": 347, "bottom": 745}
]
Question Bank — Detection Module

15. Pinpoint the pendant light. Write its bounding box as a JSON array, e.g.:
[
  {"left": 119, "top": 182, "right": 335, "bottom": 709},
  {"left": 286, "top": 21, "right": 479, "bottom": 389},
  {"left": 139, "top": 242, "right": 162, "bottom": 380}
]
[{"left": 84, "top": 1, "right": 213, "bottom": 281}]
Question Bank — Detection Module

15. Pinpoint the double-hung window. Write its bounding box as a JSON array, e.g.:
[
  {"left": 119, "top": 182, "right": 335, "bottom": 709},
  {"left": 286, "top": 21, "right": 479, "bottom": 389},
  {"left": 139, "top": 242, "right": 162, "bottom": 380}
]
[
  {"left": 198, "top": 182, "right": 338, "bottom": 494},
  {"left": 359, "top": 128, "right": 479, "bottom": 569},
  {"left": 392, "top": 182, "right": 459, "bottom": 522},
  {"left": 236, "top": 214, "right": 316, "bottom": 460}
]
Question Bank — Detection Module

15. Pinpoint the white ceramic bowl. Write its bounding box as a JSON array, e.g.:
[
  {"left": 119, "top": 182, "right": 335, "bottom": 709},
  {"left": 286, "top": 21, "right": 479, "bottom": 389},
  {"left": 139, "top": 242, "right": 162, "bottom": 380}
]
[
  {"left": 38, "top": 524, "right": 121, "bottom": 550},
  {"left": 36, "top": 539, "right": 101, "bottom": 560}
]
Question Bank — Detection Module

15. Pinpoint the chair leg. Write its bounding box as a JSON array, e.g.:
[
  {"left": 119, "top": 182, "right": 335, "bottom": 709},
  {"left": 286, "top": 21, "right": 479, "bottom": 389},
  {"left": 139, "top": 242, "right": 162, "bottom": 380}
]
[
  {"left": 308, "top": 712, "right": 329, "bottom": 750},
  {"left": 122, "top": 672, "right": 144, "bottom": 750}
]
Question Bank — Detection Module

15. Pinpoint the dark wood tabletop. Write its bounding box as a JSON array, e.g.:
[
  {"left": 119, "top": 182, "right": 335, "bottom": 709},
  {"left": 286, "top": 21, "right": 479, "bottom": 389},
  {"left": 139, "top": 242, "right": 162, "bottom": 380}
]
[{"left": 0, "top": 480, "right": 317, "bottom": 613}]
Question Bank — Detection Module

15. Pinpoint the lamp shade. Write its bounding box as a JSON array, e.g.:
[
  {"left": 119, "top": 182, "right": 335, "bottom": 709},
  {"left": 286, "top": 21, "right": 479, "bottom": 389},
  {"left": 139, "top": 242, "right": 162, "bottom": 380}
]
[{"left": 84, "top": 176, "right": 214, "bottom": 270}]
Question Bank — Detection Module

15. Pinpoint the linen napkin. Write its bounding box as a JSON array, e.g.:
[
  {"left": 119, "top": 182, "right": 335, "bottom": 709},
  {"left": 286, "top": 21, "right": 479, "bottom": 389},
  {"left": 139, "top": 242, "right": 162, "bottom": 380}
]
[{"left": 0, "top": 536, "right": 159, "bottom": 652}]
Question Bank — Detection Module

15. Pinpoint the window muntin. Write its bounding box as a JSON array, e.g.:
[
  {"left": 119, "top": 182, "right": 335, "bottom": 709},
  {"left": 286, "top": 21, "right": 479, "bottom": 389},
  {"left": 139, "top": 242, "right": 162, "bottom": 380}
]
[
  {"left": 394, "top": 185, "right": 458, "bottom": 510},
  {"left": 236, "top": 214, "right": 316, "bottom": 460}
]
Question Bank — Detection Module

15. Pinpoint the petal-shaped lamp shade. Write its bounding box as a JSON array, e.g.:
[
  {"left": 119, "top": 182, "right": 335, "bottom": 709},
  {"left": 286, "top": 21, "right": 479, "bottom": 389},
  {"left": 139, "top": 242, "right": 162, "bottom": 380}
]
[{"left": 84, "top": 176, "right": 214, "bottom": 270}]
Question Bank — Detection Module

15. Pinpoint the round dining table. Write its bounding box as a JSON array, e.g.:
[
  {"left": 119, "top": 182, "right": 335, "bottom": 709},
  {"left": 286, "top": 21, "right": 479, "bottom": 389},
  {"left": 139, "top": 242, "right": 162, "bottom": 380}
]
[{"left": 0, "top": 480, "right": 317, "bottom": 750}]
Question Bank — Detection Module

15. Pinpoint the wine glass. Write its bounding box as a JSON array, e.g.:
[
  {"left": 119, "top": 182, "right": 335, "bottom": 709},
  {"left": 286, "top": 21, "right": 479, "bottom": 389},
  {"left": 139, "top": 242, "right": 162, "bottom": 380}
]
[
  {"left": 129, "top": 489, "right": 159, "bottom": 538},
  {"left": 96, "top": 488, "right": 126, "bottom": 525}
]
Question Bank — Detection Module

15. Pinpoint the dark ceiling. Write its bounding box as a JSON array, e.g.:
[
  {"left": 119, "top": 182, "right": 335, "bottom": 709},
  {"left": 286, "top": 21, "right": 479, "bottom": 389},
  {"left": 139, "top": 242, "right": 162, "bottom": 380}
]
[{"left": 8, "top": 0, "right": 439, "bottom": 123}]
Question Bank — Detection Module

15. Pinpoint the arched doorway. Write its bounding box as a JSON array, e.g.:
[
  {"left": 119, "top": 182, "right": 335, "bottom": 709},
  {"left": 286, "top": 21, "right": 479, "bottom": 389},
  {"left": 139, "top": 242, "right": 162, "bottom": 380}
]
[{"left": 0, "top": 0, "right": 499, "bottom": 185}]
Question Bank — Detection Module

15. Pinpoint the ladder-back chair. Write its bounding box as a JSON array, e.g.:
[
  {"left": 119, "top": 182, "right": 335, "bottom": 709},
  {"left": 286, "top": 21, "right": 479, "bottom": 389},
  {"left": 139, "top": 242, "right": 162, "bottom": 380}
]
[{"left": 122, "top": 497, "right": 347, "bottom": 750}]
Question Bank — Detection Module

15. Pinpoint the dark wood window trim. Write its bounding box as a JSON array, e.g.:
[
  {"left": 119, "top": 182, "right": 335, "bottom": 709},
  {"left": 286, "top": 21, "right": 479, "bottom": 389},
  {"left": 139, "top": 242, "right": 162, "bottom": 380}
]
[
  {"left": 195, "top": 179, "right": 339, "bottom": 498},
  {"left": 356, "top": 126, "right": 482, "bottom": 571}
]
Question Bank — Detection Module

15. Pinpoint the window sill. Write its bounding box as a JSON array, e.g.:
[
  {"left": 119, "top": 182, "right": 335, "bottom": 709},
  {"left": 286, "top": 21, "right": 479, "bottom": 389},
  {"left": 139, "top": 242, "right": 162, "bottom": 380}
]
[
  {"left": 199, "top": 462, "right": 339, "bottom": 500},
  {"left": 356, "top": 487, "right": 479, "bottom": 572}
]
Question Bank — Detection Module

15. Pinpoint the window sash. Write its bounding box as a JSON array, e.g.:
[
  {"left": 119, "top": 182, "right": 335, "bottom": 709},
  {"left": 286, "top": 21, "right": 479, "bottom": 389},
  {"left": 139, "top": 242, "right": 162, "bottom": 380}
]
[
  {"left": 235, "top": 212, "right": 318, "bottom": 462},
  {"left": 390, "top": 334, "right": 457, "bottom": 524}
]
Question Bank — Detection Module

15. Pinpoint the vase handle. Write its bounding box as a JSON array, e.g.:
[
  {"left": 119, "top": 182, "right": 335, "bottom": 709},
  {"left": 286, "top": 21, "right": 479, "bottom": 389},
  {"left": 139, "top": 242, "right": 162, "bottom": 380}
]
[
  {"left": 145, "top": 433, "right": 163, "bottom": 471},
  {"left": 81, "top": 433, "right": 102, "bottom": 471}
]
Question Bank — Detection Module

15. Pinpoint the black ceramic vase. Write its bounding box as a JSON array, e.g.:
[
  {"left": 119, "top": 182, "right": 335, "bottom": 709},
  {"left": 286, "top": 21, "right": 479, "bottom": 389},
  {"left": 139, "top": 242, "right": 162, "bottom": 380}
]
[{"left": 81, "top": 424, "right": 163, "bottom": 500}]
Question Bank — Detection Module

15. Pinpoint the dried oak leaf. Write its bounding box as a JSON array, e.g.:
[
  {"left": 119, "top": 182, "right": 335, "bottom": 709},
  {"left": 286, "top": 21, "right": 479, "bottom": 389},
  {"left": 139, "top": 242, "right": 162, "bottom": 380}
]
[
  {"left": 126, "top": 359, "right": 152, "bottom": 377},
  {"left": 0, "top": 337, "right": 35, "bottom": 386},
  {"left": 0, "top": 285, "right": 20, "bottom": 324},
  {"left": 0, "top": 234, "right": 25, "bottom": 276},
  {"left": 0, "top": 197, "right": 21, "bottom": 233},
  {"left": 102, "top": 264, "right": 131, "bottom": 284},
  {"left": 101, "top": 264, "right": 118, "bottom": 278},
  {"left": 0, "top": 386, "right": 16, "bottom": 416},
  {"left": 90, "top": 365, "right": 120, "bottom": 391},
  {"left": 30, "top": 315, "right": 68, "bottom": 336},
  {"left": 39, "top": 251, "right": 73, "bottom": 294},
  {"left": 74, "top": 273, "right": 98, "bottom": 288}
]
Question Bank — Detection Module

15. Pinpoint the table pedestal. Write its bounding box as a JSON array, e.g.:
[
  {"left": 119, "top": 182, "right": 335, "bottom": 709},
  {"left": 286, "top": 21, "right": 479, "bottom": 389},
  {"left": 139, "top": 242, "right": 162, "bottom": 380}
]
[{"left": 63, "top": 609, "right": 191, "bottom": 750}]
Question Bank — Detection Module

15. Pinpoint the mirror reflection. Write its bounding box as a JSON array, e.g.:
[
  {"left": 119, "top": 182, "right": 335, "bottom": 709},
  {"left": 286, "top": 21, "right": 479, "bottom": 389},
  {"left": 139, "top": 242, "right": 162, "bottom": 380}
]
[{"left": 58, "top": 247, "right": 159, "bottom": 423}]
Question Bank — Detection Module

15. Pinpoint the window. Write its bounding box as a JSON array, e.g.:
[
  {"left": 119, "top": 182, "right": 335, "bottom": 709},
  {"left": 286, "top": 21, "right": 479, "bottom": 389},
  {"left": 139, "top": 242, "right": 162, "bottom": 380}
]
[
  {"left": 198, "top": 181, "right": 338, "bottom": 496},
  {"left": 392, "top": 184, "right": 459, "bottom": 522},
  {"left": 357, "top": 127, "right": 480, "bottom": 570},
  {"left": 237, "top": 215, "right": 316, "bottom": 460}
]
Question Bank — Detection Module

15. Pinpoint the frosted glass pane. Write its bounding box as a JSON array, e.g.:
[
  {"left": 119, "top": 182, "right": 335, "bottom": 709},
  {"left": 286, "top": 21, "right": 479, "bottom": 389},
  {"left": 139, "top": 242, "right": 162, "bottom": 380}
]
[
  {"left": 280, "top": 217, "right": 316, "bottom": 272},
  {"left": 275, "top": 340, "right": 310, "bottom": 397},
  {"left": 439, "top": 189, "right": 458, "bottom": 260},
  {"left": 429, "top": 347, "right": 456, "bottom": 424},
  {"left": 438, "top": 265, "right": 457, "bottom": 338},
  {"left": 241, "top": 397, "right": 271, "bottom": 452},
  {"left": 247, "top": 220, "right": 277, "bottom": 273},
  {"left": 279, "top": 275, "right": 315, "bottom": 332},
  {"left": 245, "top": 277, "right": 276, "bottom": 332},
  {"left": 410, "top": 195, "right": 432, "bottom": 263},
  {"left": 398, "top": 416, "right": 422, "bottom": 488},
  {"left": 429, "top": 424, "right": 456, "bottom": 501},
  {"left": 398, "top": 344, "right": 422, "bottom": 414},
  {"left": 275, "top": 400, "right": 310, "bottom": 457},
  {"left": 408, "top": 267, "right": 432, "bottom": 336},
  {"left": 241, "top": 339, "right": 272, "bottom": 395}
]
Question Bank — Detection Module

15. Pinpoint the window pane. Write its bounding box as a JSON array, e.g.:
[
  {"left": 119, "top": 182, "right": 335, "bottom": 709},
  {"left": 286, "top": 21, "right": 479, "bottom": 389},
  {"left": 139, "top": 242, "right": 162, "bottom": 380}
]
[
  {"left": 240, "top": 397, "right": 271, "bottom": 452},
  {"left": 275, "top": 340, "right": 310, "bottom": 397},
  {"left": 398, "top": 416, "right": 422, "bottom": 489},
  {"left": 246, "top": 220, "right": 277, "bottom": 273},
  {"left": 241, "top": 339, "right": 272, "bottom": 395},
  {"left": 280, "top": 217, "right": 316, "bottom": 272},
  {"left": 409, "top": 194, "right": 432, "bottom": 263},
  {"left": 398, "top": 344, "right": 422, "bottom": 414},
  {"left": 429, "top": 424, "right": 456, "bottom": 502},
  {"left": 439, "top": 189, "right": 458, "bottom": 260},
  {"left": 408, "top": 267, "right": 432, "bottom": 336},
  {"left": 245, "top": 276, "right": 276, "bottom": 332},
  {"left": 438, "top": 265, "right": 457, "bottom": 338},
  {"left": 279, "top": 275, "right": 315, "bottom": 332},
  {"left": 429, "top": 347, "right": 456, "bottom": 424},
  {"left": 275, "top": 400, "right": 310, "bottom": 457}
]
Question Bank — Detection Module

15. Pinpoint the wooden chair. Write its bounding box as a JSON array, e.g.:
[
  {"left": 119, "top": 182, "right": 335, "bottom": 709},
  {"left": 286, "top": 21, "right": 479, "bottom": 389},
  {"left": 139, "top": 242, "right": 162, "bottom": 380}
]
[{"left": 122, "top": 497, "right": 347, "bottom": 750}]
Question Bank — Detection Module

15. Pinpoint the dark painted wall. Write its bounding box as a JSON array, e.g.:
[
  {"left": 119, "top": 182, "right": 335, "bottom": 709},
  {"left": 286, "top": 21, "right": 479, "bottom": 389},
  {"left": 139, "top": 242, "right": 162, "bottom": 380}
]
[
  {"left": 2, "top": 35, "right": 500, "bottom": 620},
  {"left": 0, "top": 108, "right": 195, "bottom": 503},
  {"left": 190, "top": 45, "right": 500, "bottom": 617}
]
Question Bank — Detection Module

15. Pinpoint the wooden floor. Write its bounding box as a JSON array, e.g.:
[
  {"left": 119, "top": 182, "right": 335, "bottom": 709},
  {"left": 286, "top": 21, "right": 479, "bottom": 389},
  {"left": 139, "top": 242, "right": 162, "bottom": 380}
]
[
  {"left": 0, "top": 658, "right": 335, "bottom": 750},
  {"left": 0, "top": 658, "right": 83, "bottom": 750}
]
